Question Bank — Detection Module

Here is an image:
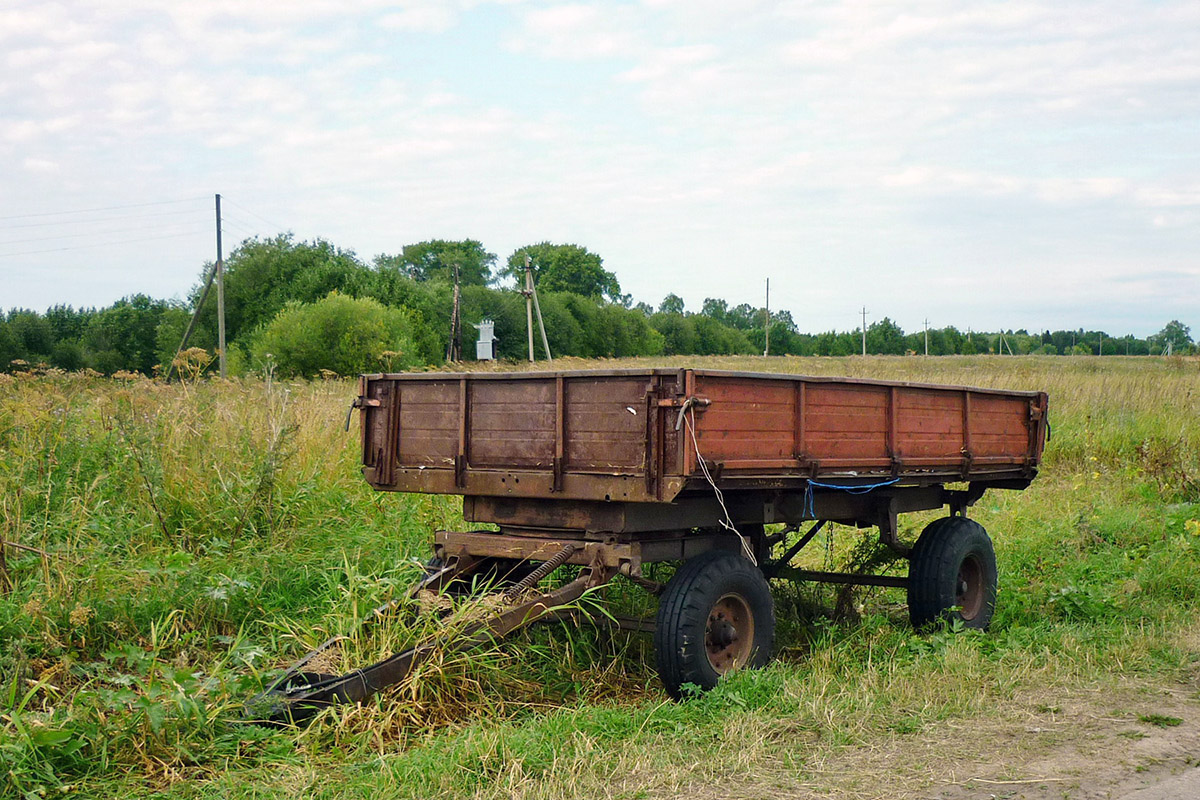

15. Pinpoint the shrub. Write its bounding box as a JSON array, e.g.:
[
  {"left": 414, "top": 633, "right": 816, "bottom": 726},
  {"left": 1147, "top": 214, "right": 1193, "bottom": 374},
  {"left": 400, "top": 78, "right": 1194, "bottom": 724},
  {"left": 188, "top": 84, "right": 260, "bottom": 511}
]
[{"left": 249, "top": 292, "right": 422, "bottom": 377}]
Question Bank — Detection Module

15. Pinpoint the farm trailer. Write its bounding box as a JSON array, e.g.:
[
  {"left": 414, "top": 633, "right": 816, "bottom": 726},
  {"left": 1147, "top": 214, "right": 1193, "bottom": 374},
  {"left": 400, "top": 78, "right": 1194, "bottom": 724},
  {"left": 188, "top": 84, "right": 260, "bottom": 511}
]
[{"left": 257, "top": 368, "right": 1048, "bottom": 722}]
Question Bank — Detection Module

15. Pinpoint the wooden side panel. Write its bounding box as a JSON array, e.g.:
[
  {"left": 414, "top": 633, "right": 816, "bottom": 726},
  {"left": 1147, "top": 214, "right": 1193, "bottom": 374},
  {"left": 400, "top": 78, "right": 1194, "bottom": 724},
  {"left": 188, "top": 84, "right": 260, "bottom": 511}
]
[
  {"left": 970, "top": 393, "right": 1030, "bottom": 458},
  {"left": 564, "top": 376, "right": 648, "bottom": 470},
  {"left": 358, "top": 369, "right": 1043, "bottom": 501},
  {"left": 469, "top": 379, "right": 555, "bottom": 467},
  {"left": 691, "top": 376, "right": 795, "bottom": 463},
  {"left": 804, "top": 383, "right": 890, "bottom": 461},
  {"left": 397, "top": 380, "right": 457, "bottom": 465},
  {"left": 688, "top": 377, "right": 1033, "bottom": 471},
  {"left": 893, "top": 388, "right": 964, "bottom": 460}
]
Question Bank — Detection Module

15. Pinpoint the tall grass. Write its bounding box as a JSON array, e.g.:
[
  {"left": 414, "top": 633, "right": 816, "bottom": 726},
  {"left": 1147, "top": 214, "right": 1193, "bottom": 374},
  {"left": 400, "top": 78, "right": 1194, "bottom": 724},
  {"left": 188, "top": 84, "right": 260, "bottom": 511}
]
[{"left": 1, "top": 356, "right": 1198, "bottom": 798}]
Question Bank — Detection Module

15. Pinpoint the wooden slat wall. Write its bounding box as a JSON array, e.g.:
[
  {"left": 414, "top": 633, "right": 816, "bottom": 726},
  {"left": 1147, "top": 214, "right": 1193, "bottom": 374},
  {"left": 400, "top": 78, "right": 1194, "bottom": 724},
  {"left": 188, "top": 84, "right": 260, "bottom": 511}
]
[
  {"left": 469, "top": 379, "right": 556, "bottom": 467},
  {"left": 691, "top": 378, "right": 794, "bottom": 461},
  {"left": 694, "top": 374, "right": 1034, "bottom": 472},
  {"left": 564, "top": 376, "right": 647, "bottom": 469},
  {"left": 804, "top": 383, "right": 889, "bottom": 462},
  {"left": 894, "top": 388, "right": 964, "bottom": 460},
  {"left": 366, "top": 370, "right": 1040, "bottom": 495},
  {"left": 969, "top": 393, "right": 1030, "bottom": 458},
  {"left": 397, "top": 380, "right": 457, "bottom": 465}
]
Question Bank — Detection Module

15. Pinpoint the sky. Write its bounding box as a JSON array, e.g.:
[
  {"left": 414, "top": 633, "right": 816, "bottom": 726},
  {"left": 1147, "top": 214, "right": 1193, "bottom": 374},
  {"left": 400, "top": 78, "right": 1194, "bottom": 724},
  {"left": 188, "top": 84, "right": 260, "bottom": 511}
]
[{"left": 1, "top": 1, "right": 1198, "bottom": 338}]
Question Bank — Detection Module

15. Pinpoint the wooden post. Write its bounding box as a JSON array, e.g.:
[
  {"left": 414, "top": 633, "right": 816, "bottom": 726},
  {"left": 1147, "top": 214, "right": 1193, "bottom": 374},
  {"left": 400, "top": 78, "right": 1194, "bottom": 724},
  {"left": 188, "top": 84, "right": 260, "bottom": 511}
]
[
  {"left": 524, "top": 255, "right": 535, "bottom": 362},
  {"left": 215, "top": 193, "right": 226, "bottom": 378}
]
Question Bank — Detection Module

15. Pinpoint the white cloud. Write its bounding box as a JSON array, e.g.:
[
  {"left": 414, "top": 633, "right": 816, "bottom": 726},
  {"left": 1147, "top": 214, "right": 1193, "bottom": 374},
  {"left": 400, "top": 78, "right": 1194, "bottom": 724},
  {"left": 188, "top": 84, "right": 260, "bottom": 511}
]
[
  {"left": 22, "top": 157, "right": 61, "bottom": 173},
  {"left": 1, "top": 0, "right": 1198, "bottom": 335},
  {"left": 508, "top": 4, "right": 640, "bottom": 58},
  {"left": 378, "top": 6, "right": 457, "bottom": 33}
]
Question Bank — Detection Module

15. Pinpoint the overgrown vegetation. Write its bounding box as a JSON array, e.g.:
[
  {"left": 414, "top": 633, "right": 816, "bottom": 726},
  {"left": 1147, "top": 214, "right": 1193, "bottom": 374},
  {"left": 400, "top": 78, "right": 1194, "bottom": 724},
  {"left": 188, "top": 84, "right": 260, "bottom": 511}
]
[{"left": 1, "top": 355, "right": 1199, "bottom": 798}]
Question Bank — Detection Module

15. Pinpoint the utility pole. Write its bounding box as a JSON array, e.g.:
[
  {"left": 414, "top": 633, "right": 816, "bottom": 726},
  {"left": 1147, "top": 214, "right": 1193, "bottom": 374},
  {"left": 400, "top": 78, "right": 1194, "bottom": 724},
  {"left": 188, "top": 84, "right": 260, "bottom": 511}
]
[
  {"left": 1098, "top": 332, "right": 1103, "bottom": 356},
  {"left": 861, "top": 306, "right": 868, "bottom": 356},
  {"left": 763, "top": 278, "right": 770, "bottom": 357},
  {"left": 520, "top": 254, "right": 552, "bottom": 362},
  {"left": 923, "top": 318, "right": 929, "bottom": 356},
  {"left": 524, "top": 255, "right": 535, "bottom": 362},
  {"left": 215, "top": 193, "right": 226, "bottom": 378},
  {"left": 446, "top": 261, "right": 462, "bottom": 362}
]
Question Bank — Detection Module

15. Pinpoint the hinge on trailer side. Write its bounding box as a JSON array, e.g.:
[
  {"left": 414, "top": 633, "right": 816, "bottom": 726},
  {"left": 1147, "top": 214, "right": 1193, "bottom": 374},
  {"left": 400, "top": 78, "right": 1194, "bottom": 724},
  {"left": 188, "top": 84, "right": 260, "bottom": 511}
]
[
  {"left": 959, "top": 448, "right": 974, "bottom": 481},
  {"left": 345, "top": 396, "right": 381, "bottom": 431}
]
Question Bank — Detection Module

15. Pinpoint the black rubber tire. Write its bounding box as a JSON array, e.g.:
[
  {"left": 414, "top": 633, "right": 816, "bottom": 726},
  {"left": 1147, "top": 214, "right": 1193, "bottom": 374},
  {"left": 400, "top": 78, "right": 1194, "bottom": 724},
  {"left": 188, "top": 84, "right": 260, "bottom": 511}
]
[
  {"left": 907, "top": 516, "right": 997, "bottom": 630},
  {"left": 654, "top": 549, "right": 775, "bottom": 699}
]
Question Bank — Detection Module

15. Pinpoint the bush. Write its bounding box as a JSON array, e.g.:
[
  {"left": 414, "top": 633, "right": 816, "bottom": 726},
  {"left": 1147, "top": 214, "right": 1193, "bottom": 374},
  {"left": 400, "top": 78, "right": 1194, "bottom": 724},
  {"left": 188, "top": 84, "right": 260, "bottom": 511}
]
[{"left": 249, "top": 292, "right": 422, "bottom": 377}]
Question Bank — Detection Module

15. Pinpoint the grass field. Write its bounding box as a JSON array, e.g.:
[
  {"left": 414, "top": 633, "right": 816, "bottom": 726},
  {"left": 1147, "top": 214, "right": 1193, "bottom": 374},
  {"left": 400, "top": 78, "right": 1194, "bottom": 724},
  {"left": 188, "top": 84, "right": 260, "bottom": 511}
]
[{"left": 2, "top": 355, "right": 1199, "bottom": 799}]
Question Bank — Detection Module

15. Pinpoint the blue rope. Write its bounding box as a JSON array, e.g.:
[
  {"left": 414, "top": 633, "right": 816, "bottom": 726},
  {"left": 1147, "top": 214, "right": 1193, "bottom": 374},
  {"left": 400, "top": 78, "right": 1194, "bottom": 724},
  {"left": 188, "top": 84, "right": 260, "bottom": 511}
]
[{"left": 804, "top": 477, "right": 900, "bottom": 519}]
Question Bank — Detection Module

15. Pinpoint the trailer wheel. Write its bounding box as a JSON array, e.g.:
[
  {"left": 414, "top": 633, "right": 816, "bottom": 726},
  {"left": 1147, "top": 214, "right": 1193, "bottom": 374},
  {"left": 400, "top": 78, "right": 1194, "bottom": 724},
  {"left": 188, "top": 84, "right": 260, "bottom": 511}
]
[
  {"left": 654, "top": 550, "right": 774, "bottom": 699},
  {"left": 907, "top": 516, "right": 997, "bottom": 630}
]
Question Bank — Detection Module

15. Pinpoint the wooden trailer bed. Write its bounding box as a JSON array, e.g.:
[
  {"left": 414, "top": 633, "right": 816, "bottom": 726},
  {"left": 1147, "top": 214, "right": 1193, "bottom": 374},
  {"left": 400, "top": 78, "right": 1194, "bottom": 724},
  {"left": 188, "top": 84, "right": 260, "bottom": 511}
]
[{"left": 355, "top": 368, "right": 1048, "bottom": 504}]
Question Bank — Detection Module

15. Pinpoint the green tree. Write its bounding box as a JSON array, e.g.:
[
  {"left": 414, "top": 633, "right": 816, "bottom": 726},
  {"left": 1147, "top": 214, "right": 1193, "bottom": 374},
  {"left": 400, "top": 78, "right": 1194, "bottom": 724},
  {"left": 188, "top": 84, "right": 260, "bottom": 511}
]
[
  {"left": 6, "top": 310, "right": 53, "bottom": 362},
  {"left": 700, "top": 297, "right": 729, "bottom": 324},
  {"left": 504, "top": 243, "right": 621, "bottom": 302},
  {"left": 650, "top": 312, "right": 697, "bottom": 355},
  {"left": 195, "top": 234, "right": 372, "bottom": 348},
  {"left": 866, "top": 317, "right": 906, "bottom": 355},
  {"left": 249, "top": 292, "right": 421, "bottom": 378},
  {"left": 658, "top": 293, "right": 685, "bottom": 315},
  {"left": 1156, "top": 320, "right": 1193, "bottom": 353},
  {"left": 0, "top": 317, "right": 21, "bottom": 369},
  {"left": 83, "top": 294, "right": 172, "bottom": 374},
  {"left": 375, "top": 239, "right": 496, "bottom": 286},
  {"left": 692, "top": 315, "right": 755, "bottom": 355},
  {"left": 725, "top": 303, "right": 760, "bottom": 331}
]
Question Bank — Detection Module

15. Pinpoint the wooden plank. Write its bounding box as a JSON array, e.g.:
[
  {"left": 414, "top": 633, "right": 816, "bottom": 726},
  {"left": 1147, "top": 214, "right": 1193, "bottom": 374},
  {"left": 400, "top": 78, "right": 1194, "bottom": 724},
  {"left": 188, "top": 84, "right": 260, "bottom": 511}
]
[
  {"left": 698, "top": 407, "right": 796, "bottom": 433},
  {"left": 803, "top": 412, "right": 888, "bottom": 434},
  {"left": 695, "top": 376, "right": 794, "bottom": 407},
  {"left": 399, "top": 406, "right": 460, "bottom": 430}
]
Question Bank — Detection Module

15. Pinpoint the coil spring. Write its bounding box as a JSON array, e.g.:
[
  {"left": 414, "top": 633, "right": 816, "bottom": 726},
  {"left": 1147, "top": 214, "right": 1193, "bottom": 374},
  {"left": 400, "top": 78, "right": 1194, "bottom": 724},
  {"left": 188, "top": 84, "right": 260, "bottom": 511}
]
[{"left": 503, "top": 543, "right": 578, "bottom": 601}]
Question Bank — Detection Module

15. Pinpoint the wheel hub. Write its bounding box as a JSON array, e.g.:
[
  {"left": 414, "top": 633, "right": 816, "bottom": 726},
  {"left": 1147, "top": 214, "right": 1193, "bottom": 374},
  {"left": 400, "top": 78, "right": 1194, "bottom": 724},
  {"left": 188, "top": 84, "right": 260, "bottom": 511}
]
[
  {"left": 956, "top": 555, "right": 984, "bottom": 620},
  {"left": 705, "top": 593, "right": 755, "bottom": 674}
]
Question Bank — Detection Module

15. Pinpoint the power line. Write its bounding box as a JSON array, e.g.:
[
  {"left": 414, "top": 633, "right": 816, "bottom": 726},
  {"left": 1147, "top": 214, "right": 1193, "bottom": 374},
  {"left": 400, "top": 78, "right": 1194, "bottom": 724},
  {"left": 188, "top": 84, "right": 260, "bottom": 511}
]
[
  {"left": 0, "top": 229, "right": 209, "bottom": 258},
  {"left": 222, "top": 197, "right": 286, "bottom": 233},
  {"left": 219, "top": 220, "right": 258, "bottom": 240},
  {"left": 0, "top": 195, "right": 208, "bottom": 221},
  {"left": 0, "top": 221, "right": 209, "bottom": 247},
  {"left": 218, "top": 212, "right": 265, "bottom": 236},
  {"left": 0, "top": 207, "right": 202, "bottom": 231}
]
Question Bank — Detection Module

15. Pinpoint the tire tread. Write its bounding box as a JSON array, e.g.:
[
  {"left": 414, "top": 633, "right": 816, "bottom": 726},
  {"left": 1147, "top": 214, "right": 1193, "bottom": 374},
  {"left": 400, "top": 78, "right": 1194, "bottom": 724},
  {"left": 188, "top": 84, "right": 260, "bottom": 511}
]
[
  {"left": 654, "top": 549, "right": 774, "bottom": 698},
  {"left": 907, "top": 516, "right": 996, "bottom": 629}
]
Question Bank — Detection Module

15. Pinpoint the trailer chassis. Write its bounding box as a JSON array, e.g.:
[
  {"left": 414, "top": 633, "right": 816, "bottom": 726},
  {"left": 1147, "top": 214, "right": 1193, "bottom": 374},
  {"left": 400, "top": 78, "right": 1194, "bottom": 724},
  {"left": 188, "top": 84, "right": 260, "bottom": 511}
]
[{"left": 252, "top": 479, "right": 1010, "bottom": 723}]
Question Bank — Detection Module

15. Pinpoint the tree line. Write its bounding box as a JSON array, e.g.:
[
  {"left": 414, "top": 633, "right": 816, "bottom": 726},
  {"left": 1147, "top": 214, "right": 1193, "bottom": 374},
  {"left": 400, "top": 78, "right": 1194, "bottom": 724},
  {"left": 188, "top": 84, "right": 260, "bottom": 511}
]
[{"left": 1, "top": 235, "right": 1195, "bottom": 377}]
